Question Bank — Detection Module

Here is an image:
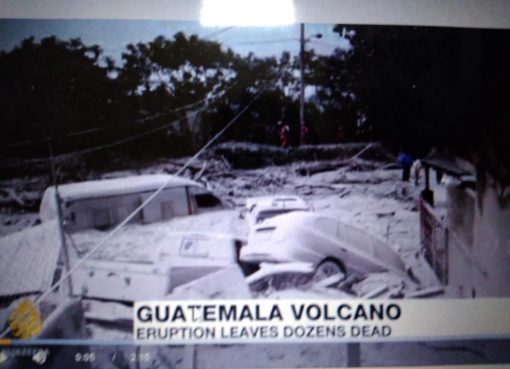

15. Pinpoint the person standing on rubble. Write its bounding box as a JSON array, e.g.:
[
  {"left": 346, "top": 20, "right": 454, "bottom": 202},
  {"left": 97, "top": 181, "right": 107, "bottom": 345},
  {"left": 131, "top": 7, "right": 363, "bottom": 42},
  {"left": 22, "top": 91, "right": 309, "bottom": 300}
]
[
  {"left": 301, "top": 124, "right": 309, "bottom": 145},
  {"left": 398, "top": 151, "right": 413, "bottom": 181},
  {"left": 411, "top": 159, "right": 422, "bottom": 185},
  {"left": 278, "top": 121, "right": 290, "bottom": 148}
]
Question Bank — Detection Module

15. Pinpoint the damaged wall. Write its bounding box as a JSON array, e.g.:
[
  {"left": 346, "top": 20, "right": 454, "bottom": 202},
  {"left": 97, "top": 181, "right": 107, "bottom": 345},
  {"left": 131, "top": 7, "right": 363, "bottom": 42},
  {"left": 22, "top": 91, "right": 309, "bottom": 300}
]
[
  {"left": 445, "top": 172, "right": 510, "bottom": 297},
  {"left": 471, "top": 173, "right": 510, "bottom": 297}
]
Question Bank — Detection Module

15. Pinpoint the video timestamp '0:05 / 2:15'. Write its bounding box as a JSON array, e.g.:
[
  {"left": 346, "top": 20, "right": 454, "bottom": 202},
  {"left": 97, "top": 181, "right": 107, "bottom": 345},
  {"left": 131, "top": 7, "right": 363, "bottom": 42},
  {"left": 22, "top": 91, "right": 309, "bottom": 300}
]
[
  {"left": 74, "top": 351, "right": 152, "bottom": 363},
  {"left": 75, "top": 352, "right": 95, "bottom": 362}
]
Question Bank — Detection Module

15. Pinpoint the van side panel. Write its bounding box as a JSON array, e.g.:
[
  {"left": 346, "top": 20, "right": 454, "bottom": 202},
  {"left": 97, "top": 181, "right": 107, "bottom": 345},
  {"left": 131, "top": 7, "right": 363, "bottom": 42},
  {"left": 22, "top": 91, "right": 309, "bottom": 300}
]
[
  {"left": 141, "top": 187, "right": 189, "bottom": 223},
  {"left": 65, "top": 194, "right": 142, "bottom": 231},
  {"left": 64, "top": 187, "right": 190, "bottom": 231}
]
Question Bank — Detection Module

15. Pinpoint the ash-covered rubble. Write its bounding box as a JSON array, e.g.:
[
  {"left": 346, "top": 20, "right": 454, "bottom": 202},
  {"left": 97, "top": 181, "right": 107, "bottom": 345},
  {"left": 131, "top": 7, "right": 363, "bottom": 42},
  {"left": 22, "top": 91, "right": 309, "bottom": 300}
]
[
  {"left": 208, "top": 142, "right": 395, "bottom": 169},
  {"left": 166, "top": 262, "right": 438, "bottom": 302},
  {"left": 1, "top": 142, "right": 442, "bottom": 309},
  {"left": 159, "top": 142, "right": 442, "bottom": 299}
]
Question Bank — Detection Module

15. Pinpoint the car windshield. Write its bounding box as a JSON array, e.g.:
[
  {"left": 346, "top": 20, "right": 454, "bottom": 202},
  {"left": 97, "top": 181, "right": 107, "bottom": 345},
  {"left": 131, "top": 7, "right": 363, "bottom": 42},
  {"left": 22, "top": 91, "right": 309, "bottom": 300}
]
[{"left": 256, "top": 209, "right": 294, "bottom": 223}]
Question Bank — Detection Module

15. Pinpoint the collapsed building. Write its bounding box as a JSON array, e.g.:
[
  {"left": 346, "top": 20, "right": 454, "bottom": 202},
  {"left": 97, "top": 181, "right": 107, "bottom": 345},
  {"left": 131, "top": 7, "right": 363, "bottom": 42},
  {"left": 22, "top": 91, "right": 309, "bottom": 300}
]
[{"left": 419, "top": 154, "right": 510, "bottom": 298}]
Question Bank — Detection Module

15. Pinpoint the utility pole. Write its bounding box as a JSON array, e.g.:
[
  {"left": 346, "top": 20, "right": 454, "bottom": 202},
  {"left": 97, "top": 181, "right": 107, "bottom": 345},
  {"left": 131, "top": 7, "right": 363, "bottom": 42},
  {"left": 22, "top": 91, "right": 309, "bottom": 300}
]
[
  {"left": 48, "top": 140, "right": 73, "bottom": 295},
  {"left": 299, "top": 23, "right": 306, "bottom": 146}
]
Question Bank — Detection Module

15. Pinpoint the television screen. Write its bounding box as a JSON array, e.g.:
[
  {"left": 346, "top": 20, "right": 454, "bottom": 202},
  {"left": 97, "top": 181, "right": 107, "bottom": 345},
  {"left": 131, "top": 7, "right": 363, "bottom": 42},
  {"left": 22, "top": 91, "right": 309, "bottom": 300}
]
[{"left": 0, "top": 1, "right": 509, "bottom": 368}]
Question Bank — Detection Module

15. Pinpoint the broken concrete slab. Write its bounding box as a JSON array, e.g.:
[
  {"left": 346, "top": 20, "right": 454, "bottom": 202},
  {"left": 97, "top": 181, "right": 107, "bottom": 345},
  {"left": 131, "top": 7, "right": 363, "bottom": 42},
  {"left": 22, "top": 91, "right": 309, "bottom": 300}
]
[
  {"left": 246, "top": 262, "right": 315, "bottom": 284},
  {"left": 361, "top": 285, "right": 390, "bottom": 299},
  {"left": 170, "top": 265, "right": 251, "bottom": 299},
  {"left": 83, "top": 300, "right": 132, "bottom": 323},
  {"left": 405, "top": 286, "right": 445, "bottom": 298},
  {"left": 246, "top": 262, "right": 315, "bottom": 296},
  {"left": 351, "top": 272, "right": 412, "bottom": 298},
  {"left": 265, "top": 288, "right": 353, "bottom": 299},
  {"left": 71, "top": 260, "right": 172, "bottom": 302},
  {"left": 313, "top": 273, "right": 345, "bottom": 288}
]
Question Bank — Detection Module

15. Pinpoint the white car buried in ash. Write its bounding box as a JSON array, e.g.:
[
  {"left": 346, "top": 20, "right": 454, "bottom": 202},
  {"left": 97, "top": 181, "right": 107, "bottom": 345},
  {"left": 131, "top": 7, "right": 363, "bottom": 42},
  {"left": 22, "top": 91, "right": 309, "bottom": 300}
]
[
  {"left": 242, "top": 195, "right": 310, "bottom": 227},
  {"left": 240, "top": 211, "right": 407, "bottom": 279}
]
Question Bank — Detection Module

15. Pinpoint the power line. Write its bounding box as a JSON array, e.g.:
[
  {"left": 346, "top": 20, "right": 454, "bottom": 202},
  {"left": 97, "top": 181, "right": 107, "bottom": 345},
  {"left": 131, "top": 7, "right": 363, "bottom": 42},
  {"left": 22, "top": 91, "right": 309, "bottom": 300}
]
[
  {"left": 0, "top": 81, "right": 256, "bottom": 337},
  {"left": 0, "top": 80, "right": 238, "bottom": 153},
  {"left": 0, "top": 81, "right": 240, "bottom": 169},
  {"left": 0, "top": 127, "right": 108, "bottom": 150},
  {"left": 0, "top": 68, "right": 288, "bottom": 339},
  {"left": 202, "top": 26, "right": 235, "bottom": 40},
  {"left": 28, "top": 79, "right": 271, "bottom": 314},
  {"left": 228, "top": 38, "right": 298, "bottom": 46},
  {"left": 309, "top": 39, "right": 347, "bottom": 50}
]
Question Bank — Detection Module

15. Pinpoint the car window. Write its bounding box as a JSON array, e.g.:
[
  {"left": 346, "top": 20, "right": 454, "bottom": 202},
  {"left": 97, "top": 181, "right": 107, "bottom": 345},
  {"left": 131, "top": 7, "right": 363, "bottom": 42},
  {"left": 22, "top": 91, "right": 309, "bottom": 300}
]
[
  {"left": 314, "top": 217, "right": 338, "bottom": 238},
  {"left": 142, "top": 187, "right": 189, "bottom": 222},
  {"left": 256, "top": 209, "right": 292, "bottom": 223},
  {"left": 188, "top": 186, "right": 223, "bottom": 210},
  {"left": 67, "top": 195, "right": 142, "bottom": 231},
  {"left": 194, "top": 193, "right": 222, "bottom": 208},
  {"left": 64, "top": 186, "right": 190, "bottom": 230}
]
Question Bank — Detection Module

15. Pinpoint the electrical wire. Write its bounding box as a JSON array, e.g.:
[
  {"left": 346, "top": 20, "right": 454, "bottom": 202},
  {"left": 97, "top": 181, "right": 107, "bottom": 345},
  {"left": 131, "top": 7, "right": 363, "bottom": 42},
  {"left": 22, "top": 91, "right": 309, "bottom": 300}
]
[
  {"left": 202, "top": 26, "right": 235, "bottom": 40},
  {"left": 31, "top": 81, "right": 269, "bottom": 307},
  {"left": 228, "top": 38, "right": 298, "bottom": 46},
  {"left": 0, "top": 82, "right": 239, "bottom": 170},
  {"left": 0, "top": 81, "right": 237, "bottom": 152},
  {"left": 0, "top": 68, "right": 286, "bottom": 339}
]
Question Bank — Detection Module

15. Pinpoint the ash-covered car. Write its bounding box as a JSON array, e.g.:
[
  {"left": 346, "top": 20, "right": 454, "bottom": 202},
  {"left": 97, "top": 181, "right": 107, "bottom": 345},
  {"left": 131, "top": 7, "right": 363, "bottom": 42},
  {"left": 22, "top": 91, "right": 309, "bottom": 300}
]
[
  {"left": 241, "top": 195, "right": 310, "bottom": 227},
  {"left": 240, "top": 211, "right": 407, "bottom": 279}
]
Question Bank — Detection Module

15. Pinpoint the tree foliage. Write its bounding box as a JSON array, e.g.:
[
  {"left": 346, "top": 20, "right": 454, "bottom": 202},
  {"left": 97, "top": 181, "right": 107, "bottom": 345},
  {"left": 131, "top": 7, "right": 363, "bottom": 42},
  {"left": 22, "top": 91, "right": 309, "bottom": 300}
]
[
  {"left": 0, "top": 37, "right": 120, "bottom": 157},
  {"left": 1, "top": 27, "right": 509, "bottom": 173}
]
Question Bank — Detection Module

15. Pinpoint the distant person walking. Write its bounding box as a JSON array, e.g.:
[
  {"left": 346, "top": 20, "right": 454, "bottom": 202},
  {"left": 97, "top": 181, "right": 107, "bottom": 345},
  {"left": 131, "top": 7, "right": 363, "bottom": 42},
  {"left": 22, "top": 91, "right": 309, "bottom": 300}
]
[
  {"left": 411, "top": 159, "right": 422, "bottom": 186},
  {"left": 301, "top": 124, "right": 309, "bottom": 145},
  {"left": 398, "top": 151, "right": 413, "bottom": 182},
  {"left": 278, "top": 121, "right": 290, "bottom": 148}
]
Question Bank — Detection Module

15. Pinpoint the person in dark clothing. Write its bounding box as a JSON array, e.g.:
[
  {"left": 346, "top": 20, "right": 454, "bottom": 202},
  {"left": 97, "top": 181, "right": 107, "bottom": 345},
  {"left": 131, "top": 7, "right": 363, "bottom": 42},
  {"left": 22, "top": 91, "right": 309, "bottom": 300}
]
[
  {"left": 398, "top": 151, "right": 413, "bottom": 181},
  {"left": 278, "top": 121, "right": 290, "bottom": 148}
]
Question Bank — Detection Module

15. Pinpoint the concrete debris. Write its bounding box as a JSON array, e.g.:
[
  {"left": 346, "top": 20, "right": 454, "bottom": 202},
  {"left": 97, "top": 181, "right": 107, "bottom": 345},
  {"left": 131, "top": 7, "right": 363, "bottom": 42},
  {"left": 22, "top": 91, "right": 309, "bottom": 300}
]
[
  {"left": 246, "top": 262, "right": 315, "bottom": 297},
  {"left": 351, "top": 273, "right": 411, "bottom": 299},
  {"left": 362, "top": 285, "right": 390, "bottom": 299},
  {"left": 246, "top": 262, "right": 315, "bottom": 284},
  {"left": 313, "top": 273, "right": 346, "bottom": 288},
  {"left": 83, "top": 300, "right": 132, "bottom": 323},
  {"left": 210, "top": 142, "right": 393, "bottom": 169},
  {"left": 169, "top": 265, "right": 251, "bottom": 300},
  {"left": 266, "top": 288, "right": 353, "bottom": 299},
  {"left": 72, "top": 260, "right": 172, "bottom": 302},
  {"left": 405, "top": 286, "right": 444, "bottom": 298},
  {"left": 245, "top": 263, "right": 414, "bottom": 299}
]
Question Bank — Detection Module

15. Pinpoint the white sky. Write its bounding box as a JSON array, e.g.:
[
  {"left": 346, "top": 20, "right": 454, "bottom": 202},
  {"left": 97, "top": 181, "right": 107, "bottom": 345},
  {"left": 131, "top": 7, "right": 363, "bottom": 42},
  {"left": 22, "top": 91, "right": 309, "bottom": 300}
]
[{"left": 0, "top": 19, "right": 350, "bottom": 64}]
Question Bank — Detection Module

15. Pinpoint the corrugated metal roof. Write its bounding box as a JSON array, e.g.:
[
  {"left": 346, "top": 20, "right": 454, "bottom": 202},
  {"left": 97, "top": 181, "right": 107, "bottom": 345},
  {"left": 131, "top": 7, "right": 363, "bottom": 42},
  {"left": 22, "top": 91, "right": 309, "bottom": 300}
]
[{"left": 0, "top": 220, "right": 61, "bottom": 297}]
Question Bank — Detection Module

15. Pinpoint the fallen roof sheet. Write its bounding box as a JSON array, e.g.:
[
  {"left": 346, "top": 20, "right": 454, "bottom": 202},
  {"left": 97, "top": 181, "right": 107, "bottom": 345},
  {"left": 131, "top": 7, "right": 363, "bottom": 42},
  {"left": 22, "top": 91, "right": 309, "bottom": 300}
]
[
  {"left": 0, "top": 220, "right": 61, "bottom": 297},
  {"left": 421, "top": 157, "right": 473, "bottom": 178}
]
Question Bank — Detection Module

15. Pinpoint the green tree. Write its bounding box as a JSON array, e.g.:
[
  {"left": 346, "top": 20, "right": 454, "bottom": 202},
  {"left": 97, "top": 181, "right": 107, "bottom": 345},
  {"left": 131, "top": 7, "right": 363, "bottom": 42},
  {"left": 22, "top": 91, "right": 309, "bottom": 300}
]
[
  {"left": 334, "top": 25, "right": 465, "bottom": 155},
  {"left": 117, "top": 32, "right": 240, "bottom": 154},
  {"left": 0, "top": 36, "right": 120, "bottom": 158}
]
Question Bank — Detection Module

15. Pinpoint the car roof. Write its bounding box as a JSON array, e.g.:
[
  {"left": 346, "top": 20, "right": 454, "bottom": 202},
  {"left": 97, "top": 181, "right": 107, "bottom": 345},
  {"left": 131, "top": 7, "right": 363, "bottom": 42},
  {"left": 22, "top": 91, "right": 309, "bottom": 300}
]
[
  {"left": 253, "top": 210, "right": 318, "bottom": 227},
  {"left": 246, "top": 195, "right": 308, "bottom": 211}
]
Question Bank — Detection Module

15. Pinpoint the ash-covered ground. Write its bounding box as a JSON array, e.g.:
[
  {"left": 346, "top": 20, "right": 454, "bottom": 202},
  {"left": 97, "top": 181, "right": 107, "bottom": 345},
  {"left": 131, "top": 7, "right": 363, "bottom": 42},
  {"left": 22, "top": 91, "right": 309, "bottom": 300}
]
[
  {"left": 0, "top": 142, "right": 439, "bottom": 291},
  {"left": 4, "top": 143, "right": 503, "bottom": 369}
]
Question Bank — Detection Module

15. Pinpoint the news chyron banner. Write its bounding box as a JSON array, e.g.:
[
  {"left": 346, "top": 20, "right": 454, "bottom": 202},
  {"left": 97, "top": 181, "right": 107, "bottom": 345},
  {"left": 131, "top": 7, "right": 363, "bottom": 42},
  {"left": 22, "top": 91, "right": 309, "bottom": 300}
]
[{"left": 134, "top": 299, "right": 510, "bottom": 343}]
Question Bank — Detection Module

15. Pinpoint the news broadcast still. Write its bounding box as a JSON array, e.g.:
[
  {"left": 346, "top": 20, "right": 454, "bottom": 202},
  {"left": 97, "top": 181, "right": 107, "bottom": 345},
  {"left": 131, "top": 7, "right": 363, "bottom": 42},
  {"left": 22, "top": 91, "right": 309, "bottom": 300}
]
[{"left": 1, "top": 5, "right": 510, "bottom": 368}]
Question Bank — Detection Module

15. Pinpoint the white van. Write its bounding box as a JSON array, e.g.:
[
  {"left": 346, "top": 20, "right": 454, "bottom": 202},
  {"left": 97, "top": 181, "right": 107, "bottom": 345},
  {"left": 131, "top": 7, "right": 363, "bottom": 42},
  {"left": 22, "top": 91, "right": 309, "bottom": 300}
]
[{"left": 40, "top": 174, "right": 225, "bottom": 231}]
